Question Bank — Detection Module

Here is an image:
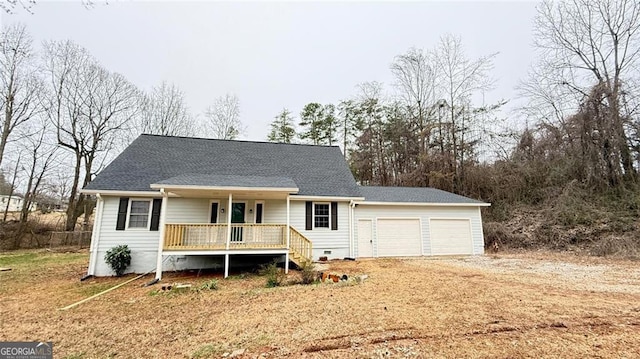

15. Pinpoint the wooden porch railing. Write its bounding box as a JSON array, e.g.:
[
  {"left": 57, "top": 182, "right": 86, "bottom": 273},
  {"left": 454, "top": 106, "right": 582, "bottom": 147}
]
[
  {"left": 289, "top": 227, "right": 312, "bottom": 261},
  {"left": 163, "top": 224, "right": 287, "bottom": 250}
]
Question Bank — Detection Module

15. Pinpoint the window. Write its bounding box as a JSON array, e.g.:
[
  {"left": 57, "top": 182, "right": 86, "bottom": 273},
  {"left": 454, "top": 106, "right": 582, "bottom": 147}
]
[
  {"left": 314, "top": 203, "right": 330, "bottom": 228},
  {"left": 255, "top": 201, "right": 264, "bottom": 224},
  {"left": 128, "top": 200, "right": 151, "bottom": 229}
]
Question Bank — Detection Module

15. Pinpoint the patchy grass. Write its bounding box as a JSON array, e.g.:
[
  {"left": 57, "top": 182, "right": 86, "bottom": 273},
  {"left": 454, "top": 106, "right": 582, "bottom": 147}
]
[
  {"left": 1, "top": 250, "right": 640, "bottom": 358},
  {"left": 0, "top": 250, "right": 85, "bottom": 267},
  {"left": 190, "top": 343, "right": 226, "bottom": 358}
]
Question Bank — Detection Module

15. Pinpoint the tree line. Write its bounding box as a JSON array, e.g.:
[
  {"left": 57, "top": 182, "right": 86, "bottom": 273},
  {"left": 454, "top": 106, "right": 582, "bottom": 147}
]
[
  {"left": 3, "top": 0, "right": 640, "bottom": 251},
  {"left": 266, "top": 35, "right": 503, "bottom": 194},
  {"left": 267, "top": 0, "right": 640, "bottom": 212},
  {"left": 0, "top": 26, "right": 244, "bottom": 236}
]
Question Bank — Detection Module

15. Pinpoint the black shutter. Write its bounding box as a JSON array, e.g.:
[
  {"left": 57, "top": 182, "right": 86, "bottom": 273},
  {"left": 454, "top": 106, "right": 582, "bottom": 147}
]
[
  {"left": 331, "top": 202, "right": 338, "bottom": 230},
  {"left": 305, "top": 201, "right": 313, "bottom": 230},
  {"left": 150, "top": 198, "right": 162, "bottom": 231},
  {"left": 256, "top": 203, "right": 263, "bottom": 224},
  {"left": 116, "top": 197, "right": 129, "bottom": 230},
  {"left": 210, "top": 203, "right": 218, "bottom": 223}
]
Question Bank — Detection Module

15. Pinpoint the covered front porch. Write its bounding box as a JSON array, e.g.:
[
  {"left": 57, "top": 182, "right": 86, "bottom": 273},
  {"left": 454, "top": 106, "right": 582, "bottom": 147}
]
[{"left": 151, "top": 174, "right": 312, "bottom": 279}]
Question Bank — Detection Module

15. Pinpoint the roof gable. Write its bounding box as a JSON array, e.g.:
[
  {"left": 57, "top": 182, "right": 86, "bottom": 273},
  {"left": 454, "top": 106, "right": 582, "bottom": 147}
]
[{"left": 84, "top": 134, "right": 362, "bottom": 197}]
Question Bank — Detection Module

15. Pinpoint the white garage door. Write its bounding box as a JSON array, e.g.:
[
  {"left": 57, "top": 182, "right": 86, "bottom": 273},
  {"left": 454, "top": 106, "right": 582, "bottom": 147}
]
[
  {"left": 430, "top": 219, "right": 473, "bottom": 255},
  {"left": 377, "top": 219, "right": 422, "bottom": 257}
]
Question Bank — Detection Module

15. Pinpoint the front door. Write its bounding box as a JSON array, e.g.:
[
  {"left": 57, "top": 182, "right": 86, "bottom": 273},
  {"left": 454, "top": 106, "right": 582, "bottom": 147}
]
[{"left": 231, "top": 202, "right": 246, "bottom": 242}]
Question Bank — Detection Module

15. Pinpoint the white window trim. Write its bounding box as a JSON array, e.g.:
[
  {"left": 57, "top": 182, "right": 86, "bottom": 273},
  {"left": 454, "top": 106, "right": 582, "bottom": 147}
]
[
  {"left": 126, "top": 198, "right": 153, "bottom": 230},
  {"left": 254, "top": 200, "right": 265, "bottom": 224},
  {"left": 313, "top": 202, "right": 331, "bottom": 229},
  {"left": 208, "top": 200, "right": 220, "bottom": 224}
]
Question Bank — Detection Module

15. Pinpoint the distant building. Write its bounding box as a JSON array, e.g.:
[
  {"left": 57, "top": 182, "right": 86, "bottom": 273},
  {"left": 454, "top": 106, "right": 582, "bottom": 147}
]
[{"left": 0, "top": 195, "right": 37, "bottom": 212}]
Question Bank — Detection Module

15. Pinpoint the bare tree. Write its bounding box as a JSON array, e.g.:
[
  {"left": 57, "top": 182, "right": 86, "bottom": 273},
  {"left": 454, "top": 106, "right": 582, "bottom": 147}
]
[
  {"left": 390, "top": 47, "right": 438, "bottom": 157},
  {"left": 2, "top": 153, "right": 20, "bottom": 223},
  {"left": 18, "top": 117, "right": 57, "bottom": 225},
  {"left": 533, "top": 0, "right": 640, "bottom": 186},
  {"left": 0, "top": 0, "right": 35, "bottom": 14},
  {"left": 204, "top": 94, "right": 243, "bottom": 140},
  {"left": 435, "top": 34, "right": 496, "bottom": 190},
  {"left": 0, "top": 24, "right": 41, "bottom": 170},
  {"left": 136, "top": 81, "right": 195, "bottom": 137},
  {"left": 337, "top": 99, "right": 359, "bottom": 158},
  {"left": 43, "top": 40, "right": 140, "bottom": 231}
]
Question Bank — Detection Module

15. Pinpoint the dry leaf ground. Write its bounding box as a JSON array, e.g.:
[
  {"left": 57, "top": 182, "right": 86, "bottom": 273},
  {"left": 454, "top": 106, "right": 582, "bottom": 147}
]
[{"left": 1, "top": 249, "right": 639, "bottom": 358}]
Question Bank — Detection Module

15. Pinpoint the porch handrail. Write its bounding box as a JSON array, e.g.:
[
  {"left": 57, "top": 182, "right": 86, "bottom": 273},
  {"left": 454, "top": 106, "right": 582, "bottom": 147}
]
[
  {"left": 163, "top": 223, "right": 286, "bottom": 250},
  {"left": 289, "top": 227, "right": 313, "bottom": 261}
]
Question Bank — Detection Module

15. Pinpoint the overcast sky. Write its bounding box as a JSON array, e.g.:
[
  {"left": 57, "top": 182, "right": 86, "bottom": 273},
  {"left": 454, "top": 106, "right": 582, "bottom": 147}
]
[{"left": 1, "top": 1, "right": 539, "bottom": 141}]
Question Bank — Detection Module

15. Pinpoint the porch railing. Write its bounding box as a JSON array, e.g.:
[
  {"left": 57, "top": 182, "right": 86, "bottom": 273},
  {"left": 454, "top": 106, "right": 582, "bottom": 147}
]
[
  {"left": 290, "top": 227, "right": 312, "bottom": 261},
  {"left": 163, "top": 224, "right": 287, "bottom": 250}
]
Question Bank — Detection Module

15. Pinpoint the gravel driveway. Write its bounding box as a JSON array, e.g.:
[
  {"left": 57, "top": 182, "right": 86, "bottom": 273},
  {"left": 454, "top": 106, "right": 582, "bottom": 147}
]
[{"left": 408, "top": 253, "right": 640, "bottom": 295}]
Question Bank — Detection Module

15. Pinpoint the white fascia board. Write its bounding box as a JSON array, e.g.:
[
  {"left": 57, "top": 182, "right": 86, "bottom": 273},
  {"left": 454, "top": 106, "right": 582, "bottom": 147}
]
[
  {"left": 149, "top": 183, "right": 299, "bottom": 193},
  {"left": 354, "top": 201, "right": 491, "bottom": 207},
  {"left": 290, "top": 195, "right": 366, "bottom": 201},
  {"left": 80, "top": 189, "right": 163, "bottom": 197}
]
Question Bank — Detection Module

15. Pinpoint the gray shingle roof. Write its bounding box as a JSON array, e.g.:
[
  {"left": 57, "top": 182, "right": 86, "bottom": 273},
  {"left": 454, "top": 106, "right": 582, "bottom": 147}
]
[
  {"left": 84, "top": 134, "right": 362, "bottom": 197},
  {"left": 153, "top": 174, "right": 298, "bottom": 189},
  {"left": 359, "top": 186, "right": 487, "bottom": 205}
]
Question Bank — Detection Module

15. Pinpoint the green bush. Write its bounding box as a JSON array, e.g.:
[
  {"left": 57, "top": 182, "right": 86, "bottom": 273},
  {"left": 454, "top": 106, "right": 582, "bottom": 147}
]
[
  {"left": 259, "top": 260, "right": 285, "bottom": 288},
  {"left": 104, "top": 245, "right": 131, "bottom": 276},
  {"left": 299, "top": 259, "right": 317, "bottom": 284},
  {"left": 198, "top": 279, "right": 219, "bottom": 291}
]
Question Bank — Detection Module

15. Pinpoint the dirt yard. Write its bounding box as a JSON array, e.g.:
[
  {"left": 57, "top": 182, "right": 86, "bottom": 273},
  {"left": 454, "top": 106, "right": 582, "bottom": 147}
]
[{"left": 1, "top": 250, "right": 639, "bottom": 358}]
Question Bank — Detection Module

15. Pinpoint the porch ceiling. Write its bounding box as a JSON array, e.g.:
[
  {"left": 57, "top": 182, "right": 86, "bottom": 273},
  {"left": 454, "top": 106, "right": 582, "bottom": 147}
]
[{"left": 166, "top": 188, "right": 292, "bottom": 199}]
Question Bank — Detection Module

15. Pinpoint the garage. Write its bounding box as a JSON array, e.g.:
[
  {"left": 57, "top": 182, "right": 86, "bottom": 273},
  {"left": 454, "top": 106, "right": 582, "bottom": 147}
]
[
  {"left": 429, "top": 219, "right": 473, "bottom": 255},
  {"left": 376, "top": 218, "right": 422, "bottom": 257}
]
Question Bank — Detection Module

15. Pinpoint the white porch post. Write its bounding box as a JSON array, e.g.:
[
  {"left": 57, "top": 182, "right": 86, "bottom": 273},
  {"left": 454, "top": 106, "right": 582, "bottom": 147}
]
[
  {"left": 224, "top": 193, "right": 232, "bottom": 279},
  {"left": 226, "top": 193, "right": 232, "bottom": 250},
  {"left": 224, "top": 253, "right": 229, "bottom": 278},
  {"left": 285, "top": 195, "right": 290, "bottom": 274},
  {"left": 155, "top": 189, "right": 169, "bottom": 280},
  {"left": 286, "top": 195, "right": 290, "bottom": 249}
]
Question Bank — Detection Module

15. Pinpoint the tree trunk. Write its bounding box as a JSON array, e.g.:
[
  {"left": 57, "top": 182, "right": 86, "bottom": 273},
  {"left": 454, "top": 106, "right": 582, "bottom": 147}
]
[{"left": 64, "top": 153, "right": 83, "bottom": 231}]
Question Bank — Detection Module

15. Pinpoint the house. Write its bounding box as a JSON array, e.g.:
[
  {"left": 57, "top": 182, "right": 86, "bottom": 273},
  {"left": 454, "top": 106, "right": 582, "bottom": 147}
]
[
  {"left": 0, "top": 194, "right": 37, "bottom": 212},
  {"left": 82, "top": 134, "right": 489, "bottom": 279}
]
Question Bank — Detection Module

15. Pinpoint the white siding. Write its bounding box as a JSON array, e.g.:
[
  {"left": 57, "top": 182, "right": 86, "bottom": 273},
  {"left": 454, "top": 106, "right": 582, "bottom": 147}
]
[
  {"left": 353, "top": 205, "right": 485, "bottom": 257},
  {"left": 92, "top": 196, "right": 161, "bottom": 276},
  {"left": 164, "top": 198, "right": 289, "bottom": 225},
  {"left": 263, "top": 199, "right": 287, "bottom": 223},
  {"left": 289, "top": 201, "right": 351, "bottom": 260},
  {"left": 165, "top": 198, "right": 210, "bottom": 223},
  {"left": 90, "top": 196, "right": 354, "bottom": 275}
]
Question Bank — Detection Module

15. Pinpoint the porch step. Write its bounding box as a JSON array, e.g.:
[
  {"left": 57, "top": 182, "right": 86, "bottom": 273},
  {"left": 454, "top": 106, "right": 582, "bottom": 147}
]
[
  {"left": 288, "top": 250, "right": 308, "bottom": 268},
  {"left": 288, "top": 226, "right": 312, "bottom": 268}
]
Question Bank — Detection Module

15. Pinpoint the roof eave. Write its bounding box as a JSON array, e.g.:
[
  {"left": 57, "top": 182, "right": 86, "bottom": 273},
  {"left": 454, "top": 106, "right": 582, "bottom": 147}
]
[
  {"left": 290, "top": 195, "right": 365, "bottom": 201},
  {"left": 354, "top": 201, "right": 491, "bottom": 207},
  {"left": 80, "top": 189, "right": 162, "bottom": 197},
  {"left": 149, "top": 183, "right": 300, "bottom": 193}
]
